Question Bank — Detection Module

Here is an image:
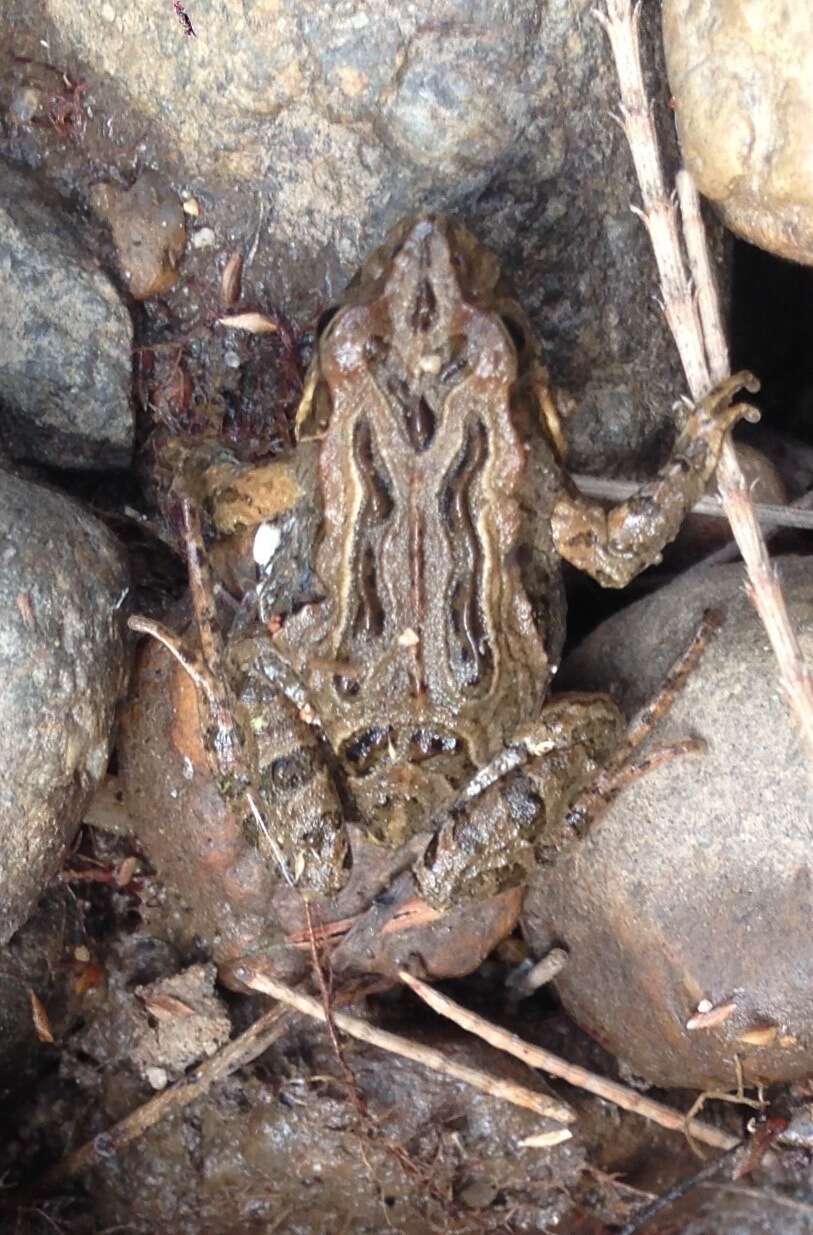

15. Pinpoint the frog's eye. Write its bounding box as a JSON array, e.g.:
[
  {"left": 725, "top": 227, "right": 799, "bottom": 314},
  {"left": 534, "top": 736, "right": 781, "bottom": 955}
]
[
  {"left": 316, "top": 305, "right": 341, "bottom": 340},
  {"left": 499, "top": 312, "right": 527, "bottom": 354}
]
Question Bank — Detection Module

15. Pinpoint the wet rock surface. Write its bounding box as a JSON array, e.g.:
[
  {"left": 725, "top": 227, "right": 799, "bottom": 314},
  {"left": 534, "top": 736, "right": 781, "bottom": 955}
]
[
  {"left": 0, "top": 890, "right": 86, "bottom": 1097},
  {"left": 664, "top": 0, "right": 813, "bottom": 265},
  {"left": 0, "top": 160, "right": 134, "bottom": 469},
  {"left": 32, "top": 0, "right": 691, "bottom": 474},
  {"left": 90, "top": 169, "right": 187, "bottom": 299},
  {"left": 523, "top": 556, "right": 813, "bottom": 1090},
  {"left": 0, "top": 469, "right": 128, "bottom": 944}
]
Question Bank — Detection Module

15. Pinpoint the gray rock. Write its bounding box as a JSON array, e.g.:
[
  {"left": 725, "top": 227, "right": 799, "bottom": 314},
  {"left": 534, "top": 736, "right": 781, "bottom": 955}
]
[
  {"left": 0, "top": 161, "right": 133, "bottom": 469},
  {"left": 42, "top": 0, "right": 691, "bottom": 473},
  {"left": 523, "top": 557, "right": 813, "bottom": 1089},
  {"left": 0, "top": 469, "right": 128, "bottom": 944}
]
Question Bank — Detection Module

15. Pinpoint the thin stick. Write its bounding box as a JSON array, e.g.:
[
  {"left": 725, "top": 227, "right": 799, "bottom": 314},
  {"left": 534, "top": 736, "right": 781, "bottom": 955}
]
[
  {"left": 597, "top": 0, "right": 813, "bottom": 760},
  {"left": 677, "top": 172, "right": 813, "bottom": 759},
  {"left": 34, "top": 1004, "right": 291, "bottom": 1191},
  {"left": 699, "top": 1183, "right": 813, "bottom": 1219},
  {"left": 235, "top": 967, "right": 574, "bottom": 1125},
  {"left": 618, "top": 1141, "right": 743, "bottom": 1235},
  {"left": 571, "top": 476, "right": 813, "bottom": 532},
  {"left": 399, "top": 971, "right": 738, "bottom": 1153}
]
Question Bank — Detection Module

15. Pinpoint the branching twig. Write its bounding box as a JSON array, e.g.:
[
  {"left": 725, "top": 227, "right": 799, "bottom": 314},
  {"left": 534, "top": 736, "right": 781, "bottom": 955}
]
[
  {"left": 233, "top": 966, "right": 575, "bottom": 1125},
  {"left": 398, "top": 970, "right": 738, "bottom": 1153},
  {"left": 597, "top": 0, "right": 813, "bottom": 760}
]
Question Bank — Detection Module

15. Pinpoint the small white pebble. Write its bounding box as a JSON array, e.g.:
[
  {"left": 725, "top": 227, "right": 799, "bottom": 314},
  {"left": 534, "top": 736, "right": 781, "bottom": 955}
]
[
  {"left": 182, "top": 196, "right": 200, "bottom": 218},
  {"left": 397, "top": 627, "right": 420, "bottom": 648},
  {"left": 223, "top": 349, "right": 242, "bottom": 369},
  {"left": 191, "top": 227, "right": 216, "bottom": 249},
  {"left": 696, "top": 999, "right": 713, "bottom": 1014},
  {"left": 181, "top": 756, "right": 194, "bottom": 782},
  {"left": 74, "top": 945, "right": 91, "bottom": 963},
  {"left": 145, "top": 1067, "right": 169, "bottom": 1091},
  {"left": 253, "top": 522, "right": 282, "bottom": 568}
]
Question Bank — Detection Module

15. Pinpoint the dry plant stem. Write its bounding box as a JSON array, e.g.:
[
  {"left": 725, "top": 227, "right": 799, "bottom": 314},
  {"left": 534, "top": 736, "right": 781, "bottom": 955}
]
[
  {"left": 599, "top": 0, "right": 813, "bottom": 760},
  {"left": 522, "top": 947, "right": 569, "bottom": 993},
  {"left": 237, "top": 968, "right": 574, "bottom": 1125},
  {"left": 678, "top": 173, "right": 813, "bottom": 758},
  {"left": 595, "top": 2, "right": 708, "bottom": 396},
  {"left": 571, "top": 478, "right": 813, "bottom": 532},
  {"left": 398, "top": 971, "right": 738, "bottom": 1153},
  {"left": 34, "top": 1005, "right": 291, "bottom": 1193}
]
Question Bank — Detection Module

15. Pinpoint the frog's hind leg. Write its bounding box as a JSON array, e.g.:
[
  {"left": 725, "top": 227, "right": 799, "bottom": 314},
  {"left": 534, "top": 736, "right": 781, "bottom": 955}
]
[
  {"left": 130, "top": 497, "right": 351, "bottom": 897},
  {"left": 565, "top": 607, "right": 723, "bottom": 835},
  {"left": 413, "top": 694, "right": 625, "bottom": 909},
  {"left": 414, "top": 608, "right": 722, "bottom": 910}
]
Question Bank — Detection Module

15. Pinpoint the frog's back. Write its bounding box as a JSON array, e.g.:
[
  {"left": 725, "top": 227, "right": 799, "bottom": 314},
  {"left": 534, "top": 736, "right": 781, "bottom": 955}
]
[{"left": 282, "top": 215, "right": 566, "bottom": 834}]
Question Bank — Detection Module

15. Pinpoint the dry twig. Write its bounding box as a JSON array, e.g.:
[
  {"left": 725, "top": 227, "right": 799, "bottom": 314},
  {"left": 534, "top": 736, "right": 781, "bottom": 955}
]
[
  {"left": 597, "top": 0, "right": 813, "bottom": 759},
  {"left": 399, "top": 970, "right": 738, "bottom": 1153},
  {"left": 235, "top": 966, "right": 574, "bottom": 1125}
]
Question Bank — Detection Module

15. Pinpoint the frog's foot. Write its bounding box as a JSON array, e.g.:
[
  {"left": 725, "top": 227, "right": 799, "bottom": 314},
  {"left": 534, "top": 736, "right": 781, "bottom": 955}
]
[
  {"left": 552, "top": 371, "right": 760, "bottom": 588},
  {"left": 328, "top": 872, "right": 525, "bottom": 982}
]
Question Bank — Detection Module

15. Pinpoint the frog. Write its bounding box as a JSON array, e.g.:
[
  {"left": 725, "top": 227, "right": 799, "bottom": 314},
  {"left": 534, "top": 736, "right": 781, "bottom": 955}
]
[{"left": 123, "top": 214, "right": 755, "bottom": 971}]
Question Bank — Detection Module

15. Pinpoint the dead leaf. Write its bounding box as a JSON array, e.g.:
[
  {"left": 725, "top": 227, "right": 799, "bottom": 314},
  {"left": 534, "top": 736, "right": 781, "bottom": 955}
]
[
  {"left": 217, "top": 311, "right": 278, "bottom": 334},
  {"left": 220, "top": 251, "right": 243, "bottom": 307},
  {"left": 520, "top": 1129, "right": 573, "bottom": 1148},
  {"left": 16, "top": 591, "right": 34, "bottom": 627},
  {"left": 686, "top": 1000, "right": 736, "bottom": 1030},
  {"left": 141, "top": 992, "right": 196, "bottom": 1021},
  {"left": 29, "top": 990, "right": 55, "bottom": 1043},
  {"left": 114, "top": 855, "right": 138, "bottom": 888},
  {"left": 73, "top": 960, "right": 105, "bottom": 995},
  {"left": 737, "top": 1024, "right": 778, "bottom": 1047}
]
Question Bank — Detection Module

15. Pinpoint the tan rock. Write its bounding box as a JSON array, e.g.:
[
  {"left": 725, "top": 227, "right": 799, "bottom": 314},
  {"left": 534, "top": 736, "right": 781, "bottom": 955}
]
[{"left": 663, "top": 0, "right": 813, "bottom": 264}]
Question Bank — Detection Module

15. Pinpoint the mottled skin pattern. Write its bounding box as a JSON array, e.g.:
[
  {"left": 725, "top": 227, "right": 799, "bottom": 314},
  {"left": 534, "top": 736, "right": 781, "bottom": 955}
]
[{"left": 188, "top": 215, "right": 754, "bottom": 908}]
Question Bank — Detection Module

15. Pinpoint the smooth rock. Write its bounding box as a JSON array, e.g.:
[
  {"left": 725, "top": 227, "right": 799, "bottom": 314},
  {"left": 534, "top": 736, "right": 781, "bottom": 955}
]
[
  {"left": 43, "top": 0, "right": 691, "bottom": 473},
  {"left": 523, "top": 556, "right": 813, "bottom": 1089},
  {"left": 0, "top": 161, "right": 134, "bottom": 468},
  {"left": 0, "top": 469, "right": 128, "bottom": 943},
  {"left": 664, "top": 0, "right": 813, "bottom": 265}
]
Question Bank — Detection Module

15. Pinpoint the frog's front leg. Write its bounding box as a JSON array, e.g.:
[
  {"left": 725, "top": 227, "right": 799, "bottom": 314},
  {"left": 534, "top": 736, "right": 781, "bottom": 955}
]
[
  {"left": 413, "top": 695, "right": 625, "bottom": 909},
  {"left": 552, "top": 371, "right": 759, "bottom": 587}
]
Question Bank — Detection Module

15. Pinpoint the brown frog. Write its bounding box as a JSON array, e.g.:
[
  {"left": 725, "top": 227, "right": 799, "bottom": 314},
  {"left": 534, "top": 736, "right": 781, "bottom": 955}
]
[{"left": 123, "top": 215, "right": 755, "bottom": 972}]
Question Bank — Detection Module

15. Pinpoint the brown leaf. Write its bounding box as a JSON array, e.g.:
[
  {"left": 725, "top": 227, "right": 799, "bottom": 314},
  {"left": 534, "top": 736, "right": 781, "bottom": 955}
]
[
  {"left": 73, "top": 960, "right": 105, "bottom": 995},
  {"left": 737, "top": 1024, "right": 778, "bottom": 1047},
  {"left": 686, "top": 1000, "right": 736, "bottom": 1030},
  {"left": 520, "top": 1129, "right": 573, "bottom": 1148},
  {"left": 217, "top": 311, "right": 278, "bottom": 334},
  {"left": 114, "top": 855, "right": 138, "bottom": 888},
  {"left": 29, "top": 990, "right": 55, "bottom": 1043},
  {"left": 141, "top": 992, "right": 196, "bottom": 1021},
  {"left": 16, "top": 591, "right": 34, "bottom": 627},
  {"left": 220, "top": 251, "right": 243, "bottom": 307}
]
